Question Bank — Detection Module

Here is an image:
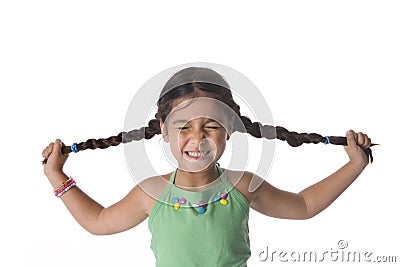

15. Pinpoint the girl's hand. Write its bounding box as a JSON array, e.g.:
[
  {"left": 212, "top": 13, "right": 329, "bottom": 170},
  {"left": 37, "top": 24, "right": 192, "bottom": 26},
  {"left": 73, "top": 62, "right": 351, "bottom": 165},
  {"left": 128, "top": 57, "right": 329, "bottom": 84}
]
[
  {"left": 42, "top": 139, "right": 69, "bottom": 177},
  {"left": 344, "top": 130, "right": 371, "bottom": 168}
]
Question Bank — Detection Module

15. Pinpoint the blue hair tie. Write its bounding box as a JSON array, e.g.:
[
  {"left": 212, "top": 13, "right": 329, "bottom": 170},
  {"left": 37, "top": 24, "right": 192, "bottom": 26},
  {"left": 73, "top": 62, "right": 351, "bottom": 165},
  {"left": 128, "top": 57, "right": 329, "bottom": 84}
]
[
  {"left": 71, "top": 143, "right": 79, "bottom": 153},
  {"left": 324, "top": 136, "right": 331, "bottom": 145}
]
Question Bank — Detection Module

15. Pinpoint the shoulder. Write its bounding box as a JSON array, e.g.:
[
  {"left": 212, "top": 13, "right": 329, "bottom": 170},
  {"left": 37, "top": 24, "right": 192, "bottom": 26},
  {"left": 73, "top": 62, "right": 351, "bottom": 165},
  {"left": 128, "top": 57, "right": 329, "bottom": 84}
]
[
  {"left": 136, "top": 172, "right": 173, "bottom": 215},
  {"left": 139, "top": 172, "right": 171, "bottom": 192},
  {"left": 221, "top": 168, "right": 266, "bottom": 204}
]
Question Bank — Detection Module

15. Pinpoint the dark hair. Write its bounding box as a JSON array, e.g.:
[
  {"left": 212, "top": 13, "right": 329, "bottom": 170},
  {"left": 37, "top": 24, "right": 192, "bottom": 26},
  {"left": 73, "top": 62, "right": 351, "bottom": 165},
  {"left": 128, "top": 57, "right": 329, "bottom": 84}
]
[{"left": 58, "top": 67, "right": 374, "bottom": 162}]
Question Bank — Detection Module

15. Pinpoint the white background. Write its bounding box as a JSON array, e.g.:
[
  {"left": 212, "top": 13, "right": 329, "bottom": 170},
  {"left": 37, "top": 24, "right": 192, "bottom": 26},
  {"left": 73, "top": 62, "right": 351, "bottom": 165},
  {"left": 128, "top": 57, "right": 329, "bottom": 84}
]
[{"left": 1, "top": 1, "right": 399, "bottom": 266}]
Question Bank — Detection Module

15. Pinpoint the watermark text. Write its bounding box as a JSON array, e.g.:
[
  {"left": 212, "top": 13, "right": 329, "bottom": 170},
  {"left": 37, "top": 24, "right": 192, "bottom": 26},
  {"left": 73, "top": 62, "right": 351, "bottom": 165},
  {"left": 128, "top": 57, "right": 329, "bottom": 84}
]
[{"left": 259, "top": 240, "right": 397, "bottom": 263}]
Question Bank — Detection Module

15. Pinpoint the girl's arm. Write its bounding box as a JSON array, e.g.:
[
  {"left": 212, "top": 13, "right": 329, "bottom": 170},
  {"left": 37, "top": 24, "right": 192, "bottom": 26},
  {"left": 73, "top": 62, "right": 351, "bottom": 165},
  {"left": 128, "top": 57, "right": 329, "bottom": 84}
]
[
  {"left": 248, "top": 130, "right": 371, "bottom": 219},
  {"left": 43, "top": 139, "right": 149, "bottom": 235}
]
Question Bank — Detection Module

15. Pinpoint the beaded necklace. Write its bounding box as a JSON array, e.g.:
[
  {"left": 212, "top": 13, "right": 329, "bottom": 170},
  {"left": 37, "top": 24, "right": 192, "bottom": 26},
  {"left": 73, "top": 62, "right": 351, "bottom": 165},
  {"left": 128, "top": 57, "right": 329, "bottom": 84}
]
[
  {"left": 171, "top": 192, "right": 229, "bottom": 214},
  {"left": 170, "top": 163, "right": 229, "bottom": 214}
]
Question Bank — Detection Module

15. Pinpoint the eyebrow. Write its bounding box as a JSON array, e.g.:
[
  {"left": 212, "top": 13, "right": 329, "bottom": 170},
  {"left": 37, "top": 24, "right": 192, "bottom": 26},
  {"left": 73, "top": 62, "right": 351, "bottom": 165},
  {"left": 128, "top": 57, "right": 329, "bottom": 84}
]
[{"left": 172, "top": 118, "right": 219, "bottom": 125}]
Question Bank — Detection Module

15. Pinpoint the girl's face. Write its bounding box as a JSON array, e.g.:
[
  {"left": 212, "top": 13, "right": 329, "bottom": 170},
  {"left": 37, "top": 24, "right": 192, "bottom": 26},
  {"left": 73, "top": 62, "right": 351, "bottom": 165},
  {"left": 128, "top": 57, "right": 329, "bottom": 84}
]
[{"left": 160, "top": 96, "right": 233, "bottom": 172}]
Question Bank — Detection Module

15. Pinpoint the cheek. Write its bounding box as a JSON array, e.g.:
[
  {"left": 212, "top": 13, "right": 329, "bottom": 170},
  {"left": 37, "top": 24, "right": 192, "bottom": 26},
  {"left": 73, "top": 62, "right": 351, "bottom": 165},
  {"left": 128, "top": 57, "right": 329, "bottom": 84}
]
[
  {"left": 211, "top": 134, "right": 227, "bottom": 151},
  {"left": 217, "top": 137, "right": 227, "bottom": 152},
  {"left": 216, "top": 131, "right": 228, "bottom": 142},
  {"left": 169, "top": 132, "right": 186, "bottom": 152}
]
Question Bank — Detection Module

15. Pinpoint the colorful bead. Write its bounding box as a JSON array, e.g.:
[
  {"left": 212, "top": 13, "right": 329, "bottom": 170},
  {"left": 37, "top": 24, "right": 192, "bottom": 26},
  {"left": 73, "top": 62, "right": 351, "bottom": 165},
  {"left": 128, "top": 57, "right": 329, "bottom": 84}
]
[
  {"left": 199, "top": 201, "right": 206, "bottom": 207},
  {"left": 198, "top": 206, "right": 206, "bottom": 214},
  {"left": 173, "top": 203, "right": 180, "bottom": 210},
  {"left": 213, "top": 196, "right": 221, "bottom": 202},
  {"left": 220, "top": 192, "right": 228, "bottom": 199},
  {"left": 220, "top": 199, "right": 228, "bottom": 205},
  {"left": 179, "top": 198, "right": 187, "bottom": 204},
  {"left": 172, "top": 197, "right": 179, "bottom": 204}
]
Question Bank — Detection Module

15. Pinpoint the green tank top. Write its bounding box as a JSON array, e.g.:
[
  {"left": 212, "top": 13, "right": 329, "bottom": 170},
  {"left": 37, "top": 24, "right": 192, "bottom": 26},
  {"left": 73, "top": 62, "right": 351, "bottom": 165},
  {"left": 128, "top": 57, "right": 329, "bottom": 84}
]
[{"left": 148, "top": 163, "right": 251, "bottom": 267}]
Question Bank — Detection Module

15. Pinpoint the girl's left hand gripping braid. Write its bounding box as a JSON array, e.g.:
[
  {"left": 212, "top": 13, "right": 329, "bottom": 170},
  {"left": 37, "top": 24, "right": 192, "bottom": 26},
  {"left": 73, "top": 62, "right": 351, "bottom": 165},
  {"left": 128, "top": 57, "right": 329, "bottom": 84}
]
[{"left": 344, "top": 130, "right": 372, "bottom": 168}]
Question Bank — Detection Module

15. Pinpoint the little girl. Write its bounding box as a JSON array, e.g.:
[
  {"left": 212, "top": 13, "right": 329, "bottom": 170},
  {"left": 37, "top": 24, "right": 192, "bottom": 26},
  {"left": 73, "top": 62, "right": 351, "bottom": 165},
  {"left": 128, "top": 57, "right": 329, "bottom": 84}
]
[{"left": 42, "top": 67, "right": 372, "bottom": 267}]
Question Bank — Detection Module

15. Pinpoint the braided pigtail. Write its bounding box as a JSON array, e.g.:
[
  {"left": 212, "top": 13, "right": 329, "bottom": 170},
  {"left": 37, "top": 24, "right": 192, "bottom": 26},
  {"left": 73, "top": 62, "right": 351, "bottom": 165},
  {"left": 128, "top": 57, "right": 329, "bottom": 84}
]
[
  {"left": 59, "top": 119, "right": 161, "bottom": 154},
  {"left": 236, "top": 115, "right": 375, "bottom": 163},
  {"left": 43, "top": 66, "right": 375, "bottom": 165}
]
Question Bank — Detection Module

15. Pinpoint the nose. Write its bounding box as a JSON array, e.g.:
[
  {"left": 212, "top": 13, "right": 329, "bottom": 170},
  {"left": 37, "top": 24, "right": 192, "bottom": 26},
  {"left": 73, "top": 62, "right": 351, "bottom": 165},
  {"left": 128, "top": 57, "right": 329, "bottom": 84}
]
[{"left": 189, "top": 127, "right": 206, "bottom": 146}]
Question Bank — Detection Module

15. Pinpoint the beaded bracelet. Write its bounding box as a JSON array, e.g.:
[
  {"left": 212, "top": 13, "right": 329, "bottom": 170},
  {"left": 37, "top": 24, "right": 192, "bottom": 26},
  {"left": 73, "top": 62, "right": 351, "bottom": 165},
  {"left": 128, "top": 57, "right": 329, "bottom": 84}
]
[
  {"left": 54, "top": 177, "right": 72, "bottom": 191},
  {"left": 54, "top": 177, "right": 76, "bottom": 198},
  {"left": 53, "top": 177, "right": 74, "bottom": 197}
]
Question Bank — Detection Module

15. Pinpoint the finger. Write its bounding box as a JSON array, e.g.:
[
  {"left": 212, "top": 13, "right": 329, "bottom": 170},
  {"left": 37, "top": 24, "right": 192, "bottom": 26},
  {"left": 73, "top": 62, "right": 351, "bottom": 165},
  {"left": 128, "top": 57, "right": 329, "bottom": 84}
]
[
  {"left": 42, "top": 145, "right": 52, "bottom": 164},
  {"left": 352, "top": 130, "right": 358, "bottom": 144},
  {"left": 346, "top": 130, "right": 357, "bottom": 148},
  {"left": 54, "top": 139, "right": 68, "bottom": 158},
  {"left": 356, "top": 132, "right": 365, "bottom": 146},
  {"left": 42, "top": 142, "right": 54, "bottom": 158},
  {"left": 360, "top": 134, "right": 371, "bottom": 149},
  {"left": 365, "top": 134, "right": 371, "bottom": 148},
  {"left": 53, "top": 139, "right": 63, "bottom": 155}
]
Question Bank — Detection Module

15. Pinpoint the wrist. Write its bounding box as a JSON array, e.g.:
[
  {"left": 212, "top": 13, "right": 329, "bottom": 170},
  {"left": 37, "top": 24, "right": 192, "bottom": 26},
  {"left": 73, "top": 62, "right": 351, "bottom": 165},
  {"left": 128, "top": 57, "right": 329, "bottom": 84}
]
[
  {"left": 46, "top": 170, "right": 69, "bottom": 188},
  {"left": 347, "top": 160, "right": 367, "bottom": 172},
  {"left": 45, "top": 168, "right": 65, "bottom": 178}
]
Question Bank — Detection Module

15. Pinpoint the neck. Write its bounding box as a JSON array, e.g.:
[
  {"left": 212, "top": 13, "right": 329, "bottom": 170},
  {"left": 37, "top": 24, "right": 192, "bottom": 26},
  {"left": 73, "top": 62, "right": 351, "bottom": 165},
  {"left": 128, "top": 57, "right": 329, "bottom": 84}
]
[{"left": 175, "top": 164, "right": 220, "bottom": 189}]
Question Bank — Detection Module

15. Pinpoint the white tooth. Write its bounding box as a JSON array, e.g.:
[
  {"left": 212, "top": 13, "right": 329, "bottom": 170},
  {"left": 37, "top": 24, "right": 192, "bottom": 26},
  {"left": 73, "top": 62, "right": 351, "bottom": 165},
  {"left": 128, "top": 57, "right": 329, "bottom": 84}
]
[{"left": 188, "top": 151, "right": 208, "bottom": 158}]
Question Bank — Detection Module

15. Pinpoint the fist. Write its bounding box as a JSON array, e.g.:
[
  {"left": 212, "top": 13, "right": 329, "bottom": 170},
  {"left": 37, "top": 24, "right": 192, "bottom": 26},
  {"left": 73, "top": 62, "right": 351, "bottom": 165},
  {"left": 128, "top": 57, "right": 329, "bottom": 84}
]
[
  {"left": 344, "top": 130, "right": 371, "bottom": 167},
  {"left": 42, "top": 139, "right": 69, "bottom": 176}
]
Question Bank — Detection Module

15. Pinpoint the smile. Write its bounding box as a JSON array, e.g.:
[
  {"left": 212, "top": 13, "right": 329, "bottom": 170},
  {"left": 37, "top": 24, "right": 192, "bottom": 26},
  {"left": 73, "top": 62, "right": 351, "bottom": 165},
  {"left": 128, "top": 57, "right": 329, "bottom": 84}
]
[{"left": 184, "top": 151, "right": 211, "bottom": 160}]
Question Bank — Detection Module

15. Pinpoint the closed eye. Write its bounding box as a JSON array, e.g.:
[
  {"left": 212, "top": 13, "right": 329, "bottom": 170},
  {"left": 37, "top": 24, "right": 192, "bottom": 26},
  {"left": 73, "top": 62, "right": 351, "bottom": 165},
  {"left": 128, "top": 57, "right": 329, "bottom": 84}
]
[{"left": 177, "top": 126, "right": 221, "bottom": 130}]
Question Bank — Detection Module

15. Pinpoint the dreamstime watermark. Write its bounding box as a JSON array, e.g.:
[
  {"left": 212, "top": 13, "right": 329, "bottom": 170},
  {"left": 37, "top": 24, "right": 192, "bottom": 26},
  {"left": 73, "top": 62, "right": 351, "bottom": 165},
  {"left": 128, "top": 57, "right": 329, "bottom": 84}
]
[{"left": 259, "top": 240, "right": 397, "bottom": 263}]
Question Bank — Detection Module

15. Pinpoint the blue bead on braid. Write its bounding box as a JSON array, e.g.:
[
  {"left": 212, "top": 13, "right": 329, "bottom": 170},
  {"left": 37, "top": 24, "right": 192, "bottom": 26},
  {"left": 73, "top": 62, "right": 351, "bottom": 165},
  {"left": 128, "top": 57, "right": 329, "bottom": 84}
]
[
  {"left": 324, "top": 136, "right": 331, "bottom": 145},
  {"left": 71, "top": 143, "right": 79, "bottom": 153}
]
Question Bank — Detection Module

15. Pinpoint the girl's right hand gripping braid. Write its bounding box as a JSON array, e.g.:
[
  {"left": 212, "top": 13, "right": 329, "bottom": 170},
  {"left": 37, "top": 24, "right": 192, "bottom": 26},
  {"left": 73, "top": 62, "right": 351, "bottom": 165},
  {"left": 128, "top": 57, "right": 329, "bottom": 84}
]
[{"left": 42, "top": 139, "right": 149, "bottom": 235}]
